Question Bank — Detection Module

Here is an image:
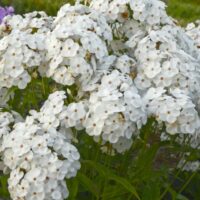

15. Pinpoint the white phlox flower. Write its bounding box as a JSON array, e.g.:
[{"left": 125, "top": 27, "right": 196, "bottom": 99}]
[{"left": 1, "top": 91, "right": 80, "bottom": 200}]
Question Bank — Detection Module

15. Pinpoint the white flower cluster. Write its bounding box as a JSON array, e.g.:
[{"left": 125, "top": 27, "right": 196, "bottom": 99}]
[
  {"left": 0, "top": 11, "right": 52, "bottom": 89},
  {"left": 1, "top": 91, "right": 80, "bottom": 200},
  {"left": 83, "top": 66, "right": 146, "bottom": 153},
  {"left": 88, "top": 0, "right": 200, "bottom": 147},
  {"left": 90, "top": 0, "right": 171, "bottom": 25},
  {"left": 0, "top": 0, "right": 200, "bottom": 198},
  {"left": 0, "top": 0, "right": 199, "bottom": 150},
  {"left": 0, "top": 110, "right": 14, "bottom": 139},
  {"left": 178, "top": 159, "right": 200, "bottom": 172},
  {"left": 186, "top": 20, "right": 200, "bottom": 48}
]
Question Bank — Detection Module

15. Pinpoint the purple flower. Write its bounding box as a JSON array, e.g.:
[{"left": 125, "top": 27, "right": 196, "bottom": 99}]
[{"left": 0, "top": 6, "right": 14, "bottom": 23}]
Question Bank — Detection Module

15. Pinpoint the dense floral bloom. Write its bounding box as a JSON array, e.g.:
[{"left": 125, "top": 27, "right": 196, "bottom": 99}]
[
  {"left": 1, "top": 91, "right": 80, "bottom": 200},
  {"left": 0, "top": 0, "right": 200, "bottom": 199}
]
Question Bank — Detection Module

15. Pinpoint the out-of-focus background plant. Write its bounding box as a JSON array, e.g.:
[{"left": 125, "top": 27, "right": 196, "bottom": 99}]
[{"left": 1, "top": 0, "right": 200, "bottom": 25}]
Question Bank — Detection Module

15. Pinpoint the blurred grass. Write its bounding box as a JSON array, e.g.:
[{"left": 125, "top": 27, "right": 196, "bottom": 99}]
[
  {"left": 1, "top": 0, "right": 200, "bottom": 25},
  {"left": 167, "top": 0, "right": 200, "bottom": 25}
]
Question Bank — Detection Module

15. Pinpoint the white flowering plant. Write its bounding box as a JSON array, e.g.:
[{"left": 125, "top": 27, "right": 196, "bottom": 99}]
[{"left": 0, "top": 0, "right": 199, "bottom": 199}]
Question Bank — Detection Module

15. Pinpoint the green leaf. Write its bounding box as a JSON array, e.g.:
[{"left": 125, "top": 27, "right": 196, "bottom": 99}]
[
  {"left": 77, "top": 172, "right": 100, "bottom": 198},
  {"left": 102, "top": 185, "right": 128, "bottom": 199},
  {"left": 132, "top": 144, "right": 160, "bottom": 180},
  {"left": 83, "top": 160, "right": 140, "bottom": 200},
  {"left": 0, "top": 175, "right": 9, "bottom": 198},
  {"left": 176, "top": 194, "right": 189, "bottom": 200},
  {"left": 141, "top": 181, "right": 160, "bottom": 200},
  {"left": 67, "top": 179, "right": 79, "bottom": 200}
]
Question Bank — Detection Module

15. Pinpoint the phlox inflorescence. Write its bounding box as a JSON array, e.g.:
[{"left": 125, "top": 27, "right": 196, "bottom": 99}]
[
  {"left": 1, "top": 91, "right": 80, "bottom": 200},
  {"left": 0, "top": 0, "right": 199, "bottom": 199},
  {"left": 186, "top": 20, "right": 200, "bottom": 49}
]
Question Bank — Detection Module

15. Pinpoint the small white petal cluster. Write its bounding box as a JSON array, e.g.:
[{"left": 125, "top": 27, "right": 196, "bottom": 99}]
[
  {"left": 0, "top": 110, "right": 14, "bottom": 139},
  {"left": 143, "top": 88, "right": 200, "bottom": 134},
  {"left": 43, "top": 4, "right": 112, "bottom": 87},
  {"left": 90, "top": 0, "right": 171, "bottom": 25},
  {"left": 83, "top": 66, "right": 146, "bottom": 151},
  {"left": 186, "top": 20, "right": 200, "bottom": 48},
  {"left": 88, "top": 0, "right": 200, "bottom": 147},
  {"left": 1, "top": 91, "right": 80, "bottom": 200},
  {"left": 178, "top": 159, "right": 200, "bottom": 172},
  {"left": 0, "top": 11, "right": 52, "bottom": 89}
]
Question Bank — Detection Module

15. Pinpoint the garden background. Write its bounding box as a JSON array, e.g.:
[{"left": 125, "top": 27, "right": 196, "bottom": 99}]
[{"left": 0, "top": 0, "right": 200, "bottom": 200}]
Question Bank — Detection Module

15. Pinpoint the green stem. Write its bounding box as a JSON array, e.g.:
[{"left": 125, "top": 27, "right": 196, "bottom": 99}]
[
  {"left": 178, "top": 171, "right": 197, "bottom": 194},
  {"left": 160, "top": 159, "right": 188, "bottom": 199},
  {"left": 42, "top": 77, "right": 46, "bottom": 96}
]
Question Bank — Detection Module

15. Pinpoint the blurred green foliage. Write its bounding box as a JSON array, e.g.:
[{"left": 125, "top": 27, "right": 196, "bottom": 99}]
[{"left": 167, "top": 0, "right": 200, "bottom": 25}]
